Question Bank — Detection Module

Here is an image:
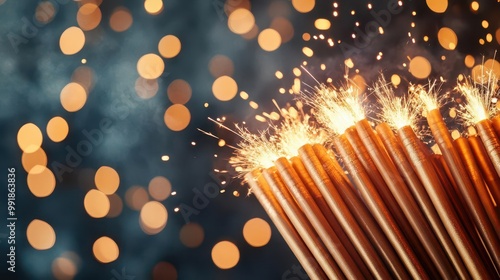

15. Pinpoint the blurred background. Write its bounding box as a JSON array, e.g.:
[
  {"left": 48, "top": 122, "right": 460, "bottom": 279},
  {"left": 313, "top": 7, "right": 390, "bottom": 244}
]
[{"left": 0, "top": 0, "right": 499, "bottom": 279}]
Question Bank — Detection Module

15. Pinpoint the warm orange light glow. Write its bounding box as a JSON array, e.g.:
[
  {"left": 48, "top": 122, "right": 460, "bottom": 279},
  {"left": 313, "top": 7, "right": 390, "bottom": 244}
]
[
  {"left": 84, "top": 189, "right": 110, "bottom": 218},
  {"left": 144, "top": 0, "right": 163, "bottom": 15},
  {"left": 47, "top": 116, "right": 69, "bottom": 142},
  {"left": 22, "top": 148, "right": 47, "bottom": 172},
  {"left": 27, "top": 165, "right": 56, "bottom": 197},
  {"left": 77, "top": 3, "right": 101, "bottom": 31},
  {"left": 209, "top": 55, "right": 234, "bottom": 78},
  {"left": 95, "top": 166, "right": 120, "bottom": 195},
  {"left": 314, "top": 18, "right": 331, "bottom": 30},
  {"left": 211, "top": 241, "right": 240, "bottom": 269},
  {"left": 158, "top": 35, "right": 182, "bottom": 58},
  {"left": 437, "top": 27, "right": 457, "bottom": 50},
  {"left": 270, "top": 17, "right": 294, "bottom": 43},
  {"left": 140, "top": 201, "right": 168, "bottom": 230},
  {"left": 426, "top": 0, "right": 447, "bottom": 13},
  {"left": 60, "top": 82, "right": 87, "bottom": 112},
  {"left": 228, "top": 8, "right": 255, "bottom": 35},
  {"left": 243, "top": 218, "right": 271, "bottom": 247},
  {"left": 17, "top": 123, "right": 43, "bottom": 153},
  {"left": 167, "top": 79, "right": 192, "bottom": 104},
  {"left": 125, "top": 186, "right": 149, "bottom": 211},
  {"left": 292, "top": 0, "right": 315, "bottom": 13},
  {"left": 164, "top": 104, "right": 191, "bottom": 131},
  {"left": 27, "top": 219, "right": 56, "bottom": 250},
  {"left": 409, "top": 56, "right": 432, "bottom": 79},
  {"left": 59, "top": 26, "right": 85, "bottom": 55},
  {"left": 258, "top": 28, "right": 281, "bottom": 51},
  {"left": 93, "top": 236, "right": 119, "bottom": 263},
  {"left": 109, "top": 7, "right": 133, "bottom": 32},
  {"left": 212, "top": 75, "right": 238, "bottom": 101},
  {"left": 179, "top": 223, "right": 204, "bottom": 248},
  {"left": 148, "top": 176, "right": 172, "bottom": 201},
  {"left": 137, "top": 53, "right": 165, "bottom": 79}
]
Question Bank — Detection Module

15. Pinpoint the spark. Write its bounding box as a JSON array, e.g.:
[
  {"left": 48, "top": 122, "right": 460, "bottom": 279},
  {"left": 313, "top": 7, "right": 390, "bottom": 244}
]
[
  {"left": 415, "top": 81, "right": 441, "bottom": 113},
  {"left": 373, "top": 76, "right": 420, "bottom": 130},
  {"left": 456, "top": 68, "right": 499, "bottom": 125},
  {"left": 305, "top": 85, "right": 357, "bottom": 135}
]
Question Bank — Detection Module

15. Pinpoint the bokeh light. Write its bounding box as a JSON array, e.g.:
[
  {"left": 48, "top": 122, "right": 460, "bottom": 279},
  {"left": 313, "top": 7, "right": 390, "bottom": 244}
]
[
  {"left": 144, "top": 0, "right": 163, "bottom": 15},
  {"left": 125, "top": 186, "right": 150, "bottom": 211},
  {"left": 137, "top": 53, "right": 165, "bottom": 79},
  {"left": 209, "top": 55, "right": 234, "bottom": 78},
  {"left": 243, "top": 218, "right": 271, "bottom": 247},
  {"left": 212, "top": 76, "right": 238, "bottom": 101},
  {"left": 106, "top": 193, "right": 123, "bottom": 218},
  {"left": 84, "top": 189, "right": 110, "bottom": 218},
  {"left": 437, "top": 27, "right": 457, "bottom": 50},
  {"left": 148, "top": 176, "right": 172, "bottom": 201},
  {"left": 140, "top": 201, "right": 168, "bottom": 232},
  {"left": 292, "top": 0, "right": 315, "bottom": 13},
  {"left": 211, "top": 241, "right": 240, "bottom": 269},
  {"left": 72, "top": 66, "right": 94, "bottom": 92},
  {"left": 77, "top": 3, "right": 101, "bottom": 31},
  {"left": 258, "top": 28, "right": 281, "bottom": 51},
  {"left": 409, "top": 56, "right": 432, "bottom": 79},
  {"left": 152, "top": 262, "right": 178, "bottom": 280},
  {"left": 270, "top": 17, "right": 294, "bottom": 43},
  {"left": 93, "top": 236, "right": 119, "bottom": 263},
  {"left": 135, "top": 77, "right": 159, "bottom": 99},
  {"left": 164, "top": 104, "right": 191, "bottom": 131},
  {"left": 60, "top": 82, "right": 87, "bottom": 112},
  {"left": 27, "top": 219, "right": 56, "bottom": 250},
  {"left": 464, "top": 55, "right": 475, "bottom": 68},
  {"left": 167, "top": 79, "right": 192, "bottom": 104},
  {"left": 17, "top": 123, "right": 43, "bottom": 153},
  {"left": 35, "top": 1, "right": 56, "bottom": 24},
  {"left": 22, "top": 148, "right": 47, "bottom": 172},
  {"left": 228, "top": 8, "right": 255, "bottom": 35},
  {"left": 94, "top": 166, "right": 120, "bottom": 195},
  {"left": 27, "top": 165, "right": 56, "bottom": 197},
  {"left": 52, "top": 257, "right": 78, "bottom": 280},
  {"left": 158, "top": 35, "right": 182, "bottom": 58},
  {"left": 59, "top": 26, "right": 85, "bottom": 55},
  {"left": 426, "top": 0, "right": 447, "bottom": 13},
  {"left": 47, "top": 116, "right": 69, "bottom": 142},
  {"left": 179, "top": 223, "right": 204, "bottom": 248},
  {"left": 314, "top": 18, "right": 331, "bottom": 30},
  {"left": 109, "top": 7, "right": 133, "bottom": 32}
]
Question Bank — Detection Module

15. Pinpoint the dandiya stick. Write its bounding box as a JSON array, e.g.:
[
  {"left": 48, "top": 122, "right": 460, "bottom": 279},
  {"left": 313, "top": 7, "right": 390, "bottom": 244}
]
[
  {"left": 273, "top": 158, "right": 367, "bottom": 279},
  {"left": 398, "top": 123, "right": 492, "bottom": 279},
  {"left": 427, "top": 109, "right": 500, "bottom": 272},
  {"left": 344, "top": 127, "right": 419, "bottom": 241},
  {"left": 356, "top": 119, "right": 456, "bottom": 278},
  {"left": 376, "top": 123, "right": 470, "bottom": 279},
  {"left": 312, "top": 144, "right": 409, "bottom": 280},
  {"left": 296, "top": 145, "right": 392, "bottom": 279},
  {"left": 454, "top": 137, "right": 500, "bottom": 234},
  {"left": 491, "top": 115, "right": 500, "bottom": 137},
  {"left": 468, "top": 135, "right": 500, "bottom": 205},
  {"left": 261, "top": 167, "right": 345, "bottom": 279},
  {"left": 476, "top": 119, "right": 500, "bottom": 177},
  {"left": 333, "top": 134, "right": 429, "bottom": 280},
  {"left": 289, "top": 156, "right": 372, "bottom": 279},
  {"left": 245, "top": 170, "right": 329, "bottom": 280},
  {"left": 344, "top": 126, "right": 437, "bottom": 275}
]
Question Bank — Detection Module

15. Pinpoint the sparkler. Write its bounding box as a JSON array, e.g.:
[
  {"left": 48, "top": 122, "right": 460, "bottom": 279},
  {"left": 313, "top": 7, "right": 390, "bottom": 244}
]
[
  {"left": 374, "top": 80, "right": 468, "bottom": 279},
  {"left": 419, "top": 84, "right": 500, "bottom": 275},
  {"left": 468, "top": 135, "right": 500, "bottom": 204}
]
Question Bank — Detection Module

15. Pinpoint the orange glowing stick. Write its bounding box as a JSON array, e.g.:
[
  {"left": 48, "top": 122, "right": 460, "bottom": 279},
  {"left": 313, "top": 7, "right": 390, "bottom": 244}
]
[
  {"left": 262, "top": 167, "right": 345, "bottom": 279},
  {"left": 245, "top": 170, "right": 330, "bottom": 280},
  {"left": 377, "top": 123, "right": 470, "bottom": 279},
  {"left": 274, "top": 158, "right": 368, "bottom": 279},
  {"left": 468, "top": 135, "right": 500, "bottom": 205},
  {"left": 296, "top": 145, "right": 392, "bottom": 279},
  {"left": 334, "top": 134, "right": 429, "bottom": 280},
  {"left": 312, "top": 143, "right": 410, "bottom": 279}
]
